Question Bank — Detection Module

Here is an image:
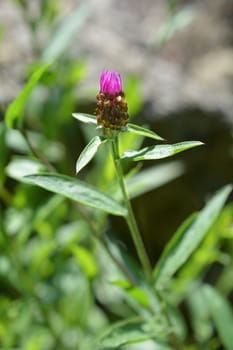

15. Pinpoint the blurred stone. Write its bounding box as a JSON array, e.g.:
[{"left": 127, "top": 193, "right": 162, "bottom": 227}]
[{"left": 1, "top": 0, "right": 233, "bottom": 123}]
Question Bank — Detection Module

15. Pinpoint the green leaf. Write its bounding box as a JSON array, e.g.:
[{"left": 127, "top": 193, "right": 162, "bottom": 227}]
[
  {"left": 127, "top": 123, "right": 164, "bottom": 141},
  {"left": 156, "top": 6, "right": 196, "bottom": 47},
  {"left": 187, "top": 285, "right": 213, "bottom": 342},
  {"left": 122, "top": 141, "right": 204, "bottom": 161},
  {"left": 72, "top": 113, "right": 97, "bottom": 125},
  {"left": 124, "top": 161, "right": 184, "bottom": 199},
  {"left": 203, "top": 285, "right": 233, "bottom": 350},
  {"left": 41, "top": 4, "right": 90, "bottom": 63},
  {"left": 110, "top": 280, "right": 150, "bottom": 308},
  {"left": 5, "top": 157, "right": 45, "bottom": 182},
  {"left": 96, "top": 318, "right": 167, "bottom": 349},
  {"left": 0, "top": 123, "right": 7, "bottom": 187},
  {"left": 5, "top": 128, "right": 64, "bottom": 161},
  {"left": 76, "top": 136, "right": 107, "bottom": 173},
  {"left": 71, "top": 245, "right": 98, "bottom": 278},
  {"left": 6, "top": 64, "right": 51, "bottom": 129},
  {"left": 24, "top": 173, "right": 127, "bottom": 217},
  {"left": 154, "top": 185, "right": 232, "bottom": 287},
  {"left": 124, "top": 76, "right": 143, "bottom": 116}
]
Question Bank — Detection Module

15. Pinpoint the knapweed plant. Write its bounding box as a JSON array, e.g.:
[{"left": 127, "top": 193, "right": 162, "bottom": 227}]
[
  {"left": 73, "top": 70, "right": 203, "bottom": 283},
  {"left": 4, "top": 67, "right": 233, "bottom": 350}
]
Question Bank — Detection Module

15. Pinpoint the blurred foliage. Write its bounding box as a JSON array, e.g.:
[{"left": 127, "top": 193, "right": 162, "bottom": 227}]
[{"left": 0, "top": 1, "right": 233, "bottom": 350}]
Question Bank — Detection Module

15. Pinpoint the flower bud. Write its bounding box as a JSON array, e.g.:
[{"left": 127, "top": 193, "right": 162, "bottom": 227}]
[{"left": 96, "top": 70, "right": 128, "bottom": 131}]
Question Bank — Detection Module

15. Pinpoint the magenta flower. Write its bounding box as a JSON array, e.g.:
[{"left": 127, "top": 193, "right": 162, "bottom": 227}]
[
  {"left": 100, "top": 70, "right": 122, "bottom": 95},
  {"left": 96, "top": 70, "right": 128, "bottom": 131}
]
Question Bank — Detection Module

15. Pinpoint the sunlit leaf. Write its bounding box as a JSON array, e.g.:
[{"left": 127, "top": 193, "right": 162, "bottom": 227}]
[
  {"left": 124, "top": 76, "right": 143, "bottom": 116},
  {"left": 127, "top": 123, "right": 164, "bottom": 141},
  {"left": 122, "top": 141, "right": 204, "bottom": 161},
  {"left": 24, "top": 173, "right": 127, "bottom": 216},
  {"left": 154, "top": 185, "right": 232, "bottom": 287},
  {"left": 0, "top": 123, "right": 7, "bottom": 187},
  {"left": 71, "top": 245, "right": 98, "bottom": 278},
  {"left": 72, "top": 113, "right": 97, "bottom": 125},
  {"left": 96, "top": 318, "right": 169, "bottom": 349},
  {"left": 203, "top": 284, "right": 233, "bottom": 350},
  {"left": 110, "top": 280, "right": 150, "bottom": 308},
  {"left": 5, "top": 157, "right": 45, "bottom": 182},
  {"left": 76, "top": 136, "right": 107, "bottom": 173},
  {"left": 6, "top": 64, "right": 51, "bottom": 129}
]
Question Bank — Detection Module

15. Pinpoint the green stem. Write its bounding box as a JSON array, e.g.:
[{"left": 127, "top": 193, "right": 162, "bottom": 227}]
[
  {"left": 20, "top": 127, "right": 136, "bottom": 286},
  {"left": 21, "top": 127, "right": 56, "bottom": 172},
  {"left": 111, "top": 136, "right": 152, "bottom": 283}
]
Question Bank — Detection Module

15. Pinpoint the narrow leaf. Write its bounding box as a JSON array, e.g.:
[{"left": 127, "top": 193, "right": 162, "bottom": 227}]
[
  {"left": 153, "top": 213, "right": 197, "bottom": 284},
  {"left": 125, "top": 161, "right": 184, "bottom": 199},
  {"left": 0, "top": 123, "right": 7, "bottom": 187},
  {"left": 122, "top": 141, "right": 204, "bottom": 161},
  {"left": 154, "top": 185, "right": 232, "bottom": 287},
  {"left": 5, "top": 157, "right": 45, "bottom": 182},
  {"left": 76, "top": 136, "right": 106, "bottom": 173},
  {"left": 6, "top": 64, "right": 50, "bottom": 128},
  {"left": 127, "top": 123, "right": 164, "bottom": 141},
  {"left": 71, "top": 246, "right": 98, "bottom": 278},
  {"left": 24, "top": 173, "right": 127, "bottom": 217},
  {"left": 96, "top": 318, "right": 167, "bottom": 349},
  {"left": 72, "top": 113, "right": 97, "bottom": 125},
  {"left": 41, "top": 5, "right": 90, "bottom": 63},
  {"left": 203, "top": 285, "right": 233, "bottom": 350}
]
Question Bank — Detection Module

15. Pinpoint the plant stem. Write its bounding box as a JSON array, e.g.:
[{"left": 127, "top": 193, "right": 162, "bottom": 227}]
[
  {"left": 156, "top": 290, "right": 184, "bottom": 350},
  {"left": 111, "top": 136, "right": 152, "bottom": 283},
  {"left": 20, "top": 127, "right": 136, "bottom": 286},
  {"left": 21, "top": 127, "right": 56, "bottom": 172},
  {"left": 76, "top": 203, "right": 137, "bottom": 286}
]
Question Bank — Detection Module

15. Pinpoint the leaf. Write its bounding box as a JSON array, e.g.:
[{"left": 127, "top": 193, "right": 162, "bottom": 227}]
[
  {"left": 5, "top": 157, "right": 45, "bottom": 182},
  {"left": 5, "top": 128, "right": 65, "bottom": 161},
  {"left": 96, "top": 318, "right": 167, "bottom": 349},
  {"left": 76, "top": 136, "right": 107, "bottom": 173},
  {"left": 127, "top": 123, "right": 164, "bottom": 141},
  {"left": 122, "top": 141, "right": 204, "bottom": 161},
  {"left": 6, "top": 64, "right": 51, "bottom": 129},
  {"left": 41, "top": 4, "right": 90, "bottom": 63},
  {"left": 156, "top": 6, "right": 196, "bottom": 47},
  {"left": 24, "top": 173, "right": 127, "bottom": 217},
  {"left": 110, "top": 280, "right": 150, "bottom": 308},
  {"left": 71, "top": 245, "right": 98, "bottom": 278},
  {"left": 154, "top": 185, "right": 232, "bottom": 287},
  {"left": 124, "top": 161, "right": 184, "bottom": 199},
  {"left": 72, "top": 113, "right": 97, "bottom": 125},
  {"left": 203, "top": 285, "right": 233, "bottom": 350},
  {"left": 0, "top": 123, "right": 7, "bottom": 187},
  {"left": 187, "top": 285, "right": 213, "bottom": 342},
  {"left": 124, "top": 76, "right": 143, "bottom": 116}
]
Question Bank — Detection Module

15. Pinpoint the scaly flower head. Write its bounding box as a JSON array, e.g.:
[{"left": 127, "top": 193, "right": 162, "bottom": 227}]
[{"left": 96, "top": 70, "right": 128, "bottom": 131}]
